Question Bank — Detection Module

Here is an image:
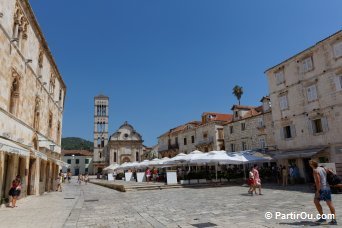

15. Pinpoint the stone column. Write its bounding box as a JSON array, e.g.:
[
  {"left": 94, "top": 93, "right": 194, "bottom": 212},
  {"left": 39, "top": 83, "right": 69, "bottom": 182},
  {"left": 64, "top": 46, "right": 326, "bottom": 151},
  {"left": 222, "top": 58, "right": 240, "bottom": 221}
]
[{"left": 0, "top": 151, "right": 4, "bottom": 202}]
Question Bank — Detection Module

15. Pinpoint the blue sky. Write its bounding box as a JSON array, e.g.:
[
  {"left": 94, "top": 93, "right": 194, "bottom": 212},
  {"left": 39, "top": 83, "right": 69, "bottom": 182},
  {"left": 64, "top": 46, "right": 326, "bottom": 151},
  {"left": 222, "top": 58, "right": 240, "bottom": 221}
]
[{"left": 30, "top": 0, "right": 342, "bottom": 146}]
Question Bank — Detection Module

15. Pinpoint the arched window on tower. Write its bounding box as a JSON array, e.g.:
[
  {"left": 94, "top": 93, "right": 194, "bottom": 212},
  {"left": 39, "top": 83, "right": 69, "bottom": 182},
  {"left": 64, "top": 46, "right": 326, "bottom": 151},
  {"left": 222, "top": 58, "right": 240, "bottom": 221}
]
[
  {"left": 101, "top": 137, "right": 105, "bottom": 148},
  {"left": 9, "top": 76, "right": 20, "bottom": 116},
  {"left": 102, "top": 106, "right": 106, "bottom": 116},
  {"left": 97, "top": 137, "right": 101, "bottom": 148},
  {"left": 97, "top": 122, "right": 100, "bottom": 132},
  {"left": 114, "top": 152, "right": 117, "bottom": 162}
]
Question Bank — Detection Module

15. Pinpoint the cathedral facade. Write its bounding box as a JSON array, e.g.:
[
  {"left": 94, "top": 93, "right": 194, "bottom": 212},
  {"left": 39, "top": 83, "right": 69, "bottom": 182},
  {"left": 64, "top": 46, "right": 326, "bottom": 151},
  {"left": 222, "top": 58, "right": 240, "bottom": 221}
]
[{"left": 104, "top": 121, "right": 144, "bottom": 165}]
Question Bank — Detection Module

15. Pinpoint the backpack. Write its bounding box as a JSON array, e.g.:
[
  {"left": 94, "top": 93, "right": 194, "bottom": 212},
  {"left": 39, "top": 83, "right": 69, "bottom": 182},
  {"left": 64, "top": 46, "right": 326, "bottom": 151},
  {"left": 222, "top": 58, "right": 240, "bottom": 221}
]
[{"left": 326, "top": 169, "right": 341, "bottom": 186}]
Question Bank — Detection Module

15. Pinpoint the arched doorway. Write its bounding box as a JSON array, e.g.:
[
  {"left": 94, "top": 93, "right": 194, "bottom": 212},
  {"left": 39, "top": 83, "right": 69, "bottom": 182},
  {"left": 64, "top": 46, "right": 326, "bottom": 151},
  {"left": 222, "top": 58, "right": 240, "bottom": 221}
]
[{"left": 121, "top": 157, "right": 131, "bottom": 163}]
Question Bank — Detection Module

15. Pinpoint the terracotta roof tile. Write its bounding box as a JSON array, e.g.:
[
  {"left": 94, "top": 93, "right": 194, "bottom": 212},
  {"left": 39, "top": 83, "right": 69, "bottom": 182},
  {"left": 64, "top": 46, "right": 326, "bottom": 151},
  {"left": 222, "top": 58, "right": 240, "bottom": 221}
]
[{"left": 62, "top": 150, "right": 93, "bottom": 156}]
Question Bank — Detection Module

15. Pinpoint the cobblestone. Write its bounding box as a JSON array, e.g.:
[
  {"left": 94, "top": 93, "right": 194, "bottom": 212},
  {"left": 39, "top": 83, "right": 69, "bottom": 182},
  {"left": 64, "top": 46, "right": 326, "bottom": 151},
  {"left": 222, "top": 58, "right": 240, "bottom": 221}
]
[{"left": 0, "top": 179, "right": 341, "bottom": 227}]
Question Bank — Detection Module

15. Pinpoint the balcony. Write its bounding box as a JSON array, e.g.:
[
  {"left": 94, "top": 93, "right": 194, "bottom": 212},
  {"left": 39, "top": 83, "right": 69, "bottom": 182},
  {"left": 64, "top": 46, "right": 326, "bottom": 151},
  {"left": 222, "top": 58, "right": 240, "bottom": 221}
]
[{"left": 195, "top": 136, "right": 214, "bottom": 146}]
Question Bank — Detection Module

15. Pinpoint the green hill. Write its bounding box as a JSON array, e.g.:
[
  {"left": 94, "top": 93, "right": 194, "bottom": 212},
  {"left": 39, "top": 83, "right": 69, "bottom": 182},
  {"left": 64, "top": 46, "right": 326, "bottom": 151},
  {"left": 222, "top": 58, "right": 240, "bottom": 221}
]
[{"left": 61, "top": 137, "right": 93, "bottom": 151}]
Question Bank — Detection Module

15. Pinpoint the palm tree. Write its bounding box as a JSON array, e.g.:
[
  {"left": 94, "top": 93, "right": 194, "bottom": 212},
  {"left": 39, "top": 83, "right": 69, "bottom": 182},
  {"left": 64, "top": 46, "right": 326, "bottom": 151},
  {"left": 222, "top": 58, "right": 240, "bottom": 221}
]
[{"left": 232, "top": 85, "right": 243, "bottom": 105}]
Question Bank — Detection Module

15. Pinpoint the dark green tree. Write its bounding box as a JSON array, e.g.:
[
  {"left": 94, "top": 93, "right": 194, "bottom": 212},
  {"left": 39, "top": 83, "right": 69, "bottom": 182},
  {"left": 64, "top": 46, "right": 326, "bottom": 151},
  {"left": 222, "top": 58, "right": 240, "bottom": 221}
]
[{"left": 232, "top": 85, "right": 243, "bottom": 105}]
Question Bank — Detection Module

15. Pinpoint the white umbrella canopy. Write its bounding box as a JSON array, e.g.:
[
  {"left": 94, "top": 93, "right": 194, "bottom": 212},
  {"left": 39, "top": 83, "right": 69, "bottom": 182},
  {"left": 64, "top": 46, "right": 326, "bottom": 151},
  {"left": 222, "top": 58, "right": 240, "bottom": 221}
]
[
  {"left": 148, "top": 158, "right": 161, "bottom": 166},
  {"left": 164, "top": 153, "right": 188, "bottom": 165},
  {"left": 118, "top": 162, "right": 131, "bottom": 170},
  {"left": 127, "top": 161, "right": 140, "bottom": 169},
  {"left": 138, "top": 160, "right": 150, "bottom": 168},
  {"left": 192, "top": 150, "right": 241, "bottom": 165},
  {"left": 158, "top": 157, "right": 172, "bottom": 167},
  {"left": 220, "top": 150, "right": 272, "bottom": 164},
  {"left": 103, "top": 163, "right": 120, "bottom": 171}
]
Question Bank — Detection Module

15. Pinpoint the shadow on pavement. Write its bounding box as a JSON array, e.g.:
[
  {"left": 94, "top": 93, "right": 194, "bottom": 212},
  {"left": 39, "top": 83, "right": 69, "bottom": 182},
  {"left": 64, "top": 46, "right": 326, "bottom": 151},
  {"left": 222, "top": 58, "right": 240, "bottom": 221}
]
[{"left": 279, "top": 221, "right": 320, "bottom": 226}]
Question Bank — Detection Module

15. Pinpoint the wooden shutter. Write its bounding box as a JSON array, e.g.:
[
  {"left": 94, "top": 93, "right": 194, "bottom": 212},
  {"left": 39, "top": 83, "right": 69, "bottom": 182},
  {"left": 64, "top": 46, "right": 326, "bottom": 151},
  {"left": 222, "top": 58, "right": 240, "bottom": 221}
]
[
  {"left": 280, "top": 128, "right": 285, "bottom": 140},
  {"left": 322, "top": 117, "right": 329, "bottom": 132},
  {"left": 307, "top": 119, "right": 314, "bottom": 134},
  {"left": 334, "top": 75, "right": 342, "bottom": 91},
  {"left": 334, "top": 42, "right": 342, "bottom": 58},
  {"left": 290, "top": 124, "right": 296, "bottom": 138}
]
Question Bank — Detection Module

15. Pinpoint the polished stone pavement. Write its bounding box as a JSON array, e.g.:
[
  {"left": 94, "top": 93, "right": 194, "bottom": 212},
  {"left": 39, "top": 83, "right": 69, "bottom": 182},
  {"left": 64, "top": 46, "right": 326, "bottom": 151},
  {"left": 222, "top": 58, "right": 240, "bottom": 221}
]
[{"left": 0, "top": 178, "right": 341, "bottom": 228}]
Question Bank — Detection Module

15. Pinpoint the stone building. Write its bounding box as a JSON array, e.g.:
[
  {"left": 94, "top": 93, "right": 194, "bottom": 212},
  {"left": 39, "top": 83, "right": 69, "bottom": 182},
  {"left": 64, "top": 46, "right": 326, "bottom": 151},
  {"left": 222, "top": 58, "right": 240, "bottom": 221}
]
[
  {"left": 93, "top": 95, "right": 109, "bottom": 173},
  {"left": 142, "top": 145, "right": 158, "bottom": 160},
  {"left": 158, "top": 121, "right": 201, "bottom": 158},
  {"left": 62, "top": 150, "right": 93, "bottom": 175},
  {"left": 265, "top": 30, "right": 342, "bottom": 177},
  {"left": 158, "top": 112, "right": 232, "bottom": 157},
  {"left": 224, "top": 98, "right": 275, "bottom": 153},
  {"left": 104, "top": 121, "right": 144, "bottom": 165},
  {"left": 0, "top": 0, "right": 66, "bottom": 204}
]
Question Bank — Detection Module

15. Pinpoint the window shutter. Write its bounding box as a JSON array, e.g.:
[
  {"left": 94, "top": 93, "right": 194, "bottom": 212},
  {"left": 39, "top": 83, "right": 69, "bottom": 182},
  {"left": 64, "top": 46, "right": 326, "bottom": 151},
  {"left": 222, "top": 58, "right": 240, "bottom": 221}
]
[
  {"left": 284, "top": 96, "right": 288, "bottom": 109},
  {"left": 307, "top": 119, "right": 313, "bottom": 134},
  {"left": 322, "top": 117, "right": 329, "bottom": 132},
  {"left": 280, "top": 128, "right": 285, "bottom": 140},
  {"left": 290, "top": 125, "right": 296, "bottom": 138},
  {"left": 280, "top": 96, "right": 287, "bottom": 110},
  {"left": 307, "top": 57, "right": 313, "bottom": 71},
  {"left": 306, "top": 87, "right": 312, "bottom": 101},
  {"left": 334, "top": 42, "right": 342, "bottom": 58},
  {"left": 334, "top": 75, "right": 342, "bottom": 91},
  {"left": 311, "top": 85, "right": 317, "bottom": 100}
]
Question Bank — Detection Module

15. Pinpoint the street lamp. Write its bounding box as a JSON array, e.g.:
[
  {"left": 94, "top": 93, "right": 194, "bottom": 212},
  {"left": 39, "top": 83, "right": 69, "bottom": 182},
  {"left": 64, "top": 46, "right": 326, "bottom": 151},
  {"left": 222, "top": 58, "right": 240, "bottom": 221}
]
[{"left": 49, "top": 144, "right": 55, "bottom": 152}]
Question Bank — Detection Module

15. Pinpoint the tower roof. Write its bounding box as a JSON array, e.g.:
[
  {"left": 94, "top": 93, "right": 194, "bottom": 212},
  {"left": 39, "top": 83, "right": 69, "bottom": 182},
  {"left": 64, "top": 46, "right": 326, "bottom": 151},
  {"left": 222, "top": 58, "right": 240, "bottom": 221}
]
[{"left": 94, "top": 94, "right": 109, "bottom": 99}]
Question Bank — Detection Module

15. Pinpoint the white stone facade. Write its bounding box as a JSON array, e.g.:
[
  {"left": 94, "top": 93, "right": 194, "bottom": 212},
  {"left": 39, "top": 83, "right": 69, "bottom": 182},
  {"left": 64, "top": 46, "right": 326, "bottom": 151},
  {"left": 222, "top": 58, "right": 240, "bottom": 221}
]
[
  {"left": 265, "top": 30, "right": 342, "bottom": 175},
  {"left": 93, "top": 95, "right": 109, "bottom": 173},
  {"left": 224, "top": 101, "right": 275, "bottom": 153},
  {"left": 105, "top": 122, "right": 144, "bottom": 165},
  {"left": 0, "top": 0, "right": 66, "bottom": 203},
  {"left": 158, "top": 113, "right": 231, "bottom": 157}
]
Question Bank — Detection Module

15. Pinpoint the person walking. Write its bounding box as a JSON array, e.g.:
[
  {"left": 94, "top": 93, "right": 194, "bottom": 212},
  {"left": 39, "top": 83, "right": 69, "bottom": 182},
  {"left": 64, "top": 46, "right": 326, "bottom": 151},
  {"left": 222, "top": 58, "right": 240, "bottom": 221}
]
[
  {"left": 248, "top": 167, "right": 256, "bottom": 195},
  {"left": 309, "top": 160, "right": 337, "bottom": 225},
  {"left": 84, "top": 174, "right": 89, "bottom": 184},
  {"left": 252, "top": 164, "right": 262, "bottom": 195},
  {"left": 145, "top": 168, "right": 151, "bottom": 183},
  {"left": 56, "top": 173, "right": 62, "bottom": 192},
  {"left": 152, "top": 167, "right": 158, "bottom": 182},
  {"left": 67, "top": 171, "right": 72, "bottom": 183},
  {"left": 282, "top": 166, "right": 288, "bottom": 187},
  {"left": 77, "top": 174, "right": 82, "bottom": 184},
  {"left": 8, "top": 176, "right": 21, "bottom": 208}
]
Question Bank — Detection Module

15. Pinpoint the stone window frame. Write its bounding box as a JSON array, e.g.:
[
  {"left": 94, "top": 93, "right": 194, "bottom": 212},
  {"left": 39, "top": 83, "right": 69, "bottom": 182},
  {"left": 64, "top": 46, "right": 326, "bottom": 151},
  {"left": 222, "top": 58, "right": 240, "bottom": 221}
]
[
  {"left": 9, "top": 68, "right": 21, "bottom": 116},
  {"left": 241, "top": 122, "right": 246, "bottom": 131},
  {"left": 308, "top": 115, "right": 329, "bottom": 136},
  {"left": 278, "top": 93, "right": 289, "bottom": 111},
  {"left": 280, "top": 123, "right": 296, "bottom": 140},
  {"left": 274, "top": 67, "right": 285, "bottom": 85},
  {"left": 12, "top": 2, "right": 29, "bottom": 49},
  {"left": 299, "top": 55, "right": 314, "bottom": 74},
  {"left": 33, "top": 96, "right": 40, "bottom": 130},
  {"left": 332, "top": 39, "right": 342, "bottom": 59},
  {"left": 305, "top": 83, "right": 318, "bottom": 103}
]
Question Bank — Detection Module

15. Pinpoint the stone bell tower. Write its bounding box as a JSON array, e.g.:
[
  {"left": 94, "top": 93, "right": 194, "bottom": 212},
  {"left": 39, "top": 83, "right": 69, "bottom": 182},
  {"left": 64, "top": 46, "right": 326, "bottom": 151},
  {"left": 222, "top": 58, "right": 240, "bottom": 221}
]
[{"left": 93, "top": 95, "right": 109, "bottom": 173}]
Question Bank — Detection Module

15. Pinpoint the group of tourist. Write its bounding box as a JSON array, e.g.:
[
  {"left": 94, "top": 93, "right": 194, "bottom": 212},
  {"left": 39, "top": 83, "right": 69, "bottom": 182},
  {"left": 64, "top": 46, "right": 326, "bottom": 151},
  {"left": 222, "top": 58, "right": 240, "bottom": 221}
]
[
  {"left": 247, "top": 164, "right": 262, "bottom": 195},
  {"left": 144, "top": 167, "right": 159, "bottom": 182},
  {"left": 77, "top": 173, "right": 90, "bottom": 185}
]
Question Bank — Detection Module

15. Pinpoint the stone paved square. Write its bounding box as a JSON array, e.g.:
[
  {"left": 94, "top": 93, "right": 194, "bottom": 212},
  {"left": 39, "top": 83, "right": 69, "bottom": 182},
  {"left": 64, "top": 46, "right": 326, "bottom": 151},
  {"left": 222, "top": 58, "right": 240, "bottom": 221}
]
[{"left": 0, "top": 180, "right": 341, "bottom": 227}]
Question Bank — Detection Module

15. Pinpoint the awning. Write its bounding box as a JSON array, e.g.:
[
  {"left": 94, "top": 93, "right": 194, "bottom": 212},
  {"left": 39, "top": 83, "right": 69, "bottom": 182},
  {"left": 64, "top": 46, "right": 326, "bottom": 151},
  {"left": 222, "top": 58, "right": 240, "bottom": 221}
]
[
  {"left": 31, "top": 150, "right": 48, "bottom": 161},
  {"left": 54, "top": 159, "right": 70, "bottom": 168},
  {"left": 0, "top": 137, "right": 30, "bottom": 157},
  {"left": 272, "top": 148, "right": 326, "bottom": 160}
]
